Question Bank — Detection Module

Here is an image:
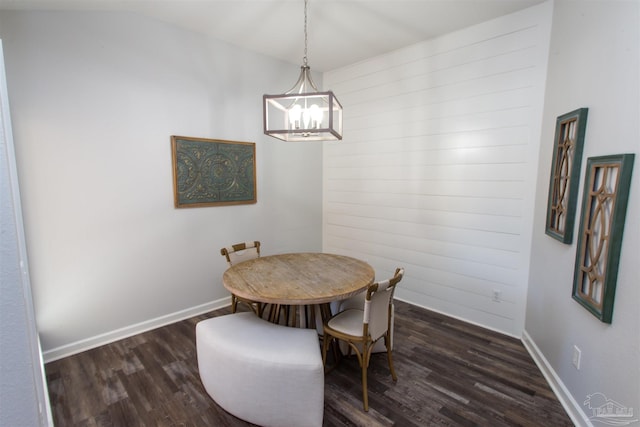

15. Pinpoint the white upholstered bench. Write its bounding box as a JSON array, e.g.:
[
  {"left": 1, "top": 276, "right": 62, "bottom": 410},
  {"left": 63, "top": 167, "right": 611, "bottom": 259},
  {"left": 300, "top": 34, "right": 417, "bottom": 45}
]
[{"left": 196, "top": 312, "right": 324, "bottom": 427}]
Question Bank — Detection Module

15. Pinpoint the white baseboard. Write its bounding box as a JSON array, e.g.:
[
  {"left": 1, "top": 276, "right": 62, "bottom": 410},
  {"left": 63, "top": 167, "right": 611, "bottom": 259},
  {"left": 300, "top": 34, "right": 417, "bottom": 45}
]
[
  {"left": 521, "top": 330, "right": 592, "bottom": 427},
  {"left": 394, "top": 296, "right": 521, "bottom": 339},
  {"left": 42, "top": 297, "right": 231, "bottom": 363}
]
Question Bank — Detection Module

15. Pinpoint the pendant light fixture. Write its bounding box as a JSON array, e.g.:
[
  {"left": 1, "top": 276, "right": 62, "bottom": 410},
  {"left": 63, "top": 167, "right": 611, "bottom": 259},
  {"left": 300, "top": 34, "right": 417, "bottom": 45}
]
[{"left": 263, "top": 0, "right": 343, "bottom": 141}]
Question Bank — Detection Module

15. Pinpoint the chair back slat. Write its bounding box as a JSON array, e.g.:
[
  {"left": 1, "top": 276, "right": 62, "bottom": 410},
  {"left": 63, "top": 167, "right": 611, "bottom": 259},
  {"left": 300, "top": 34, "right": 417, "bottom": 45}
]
[{"left": 220, "top": 241, "right": 260, "bottom": 266}]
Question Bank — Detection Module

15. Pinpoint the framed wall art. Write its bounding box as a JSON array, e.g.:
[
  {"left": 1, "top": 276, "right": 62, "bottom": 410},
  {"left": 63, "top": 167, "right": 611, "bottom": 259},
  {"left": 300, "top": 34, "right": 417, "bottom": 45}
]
[
  {"left": 545, "top": 108, "right": 588, "bottom": 243},
  {"left": 171, "top": 136, "right": 256, "bottom": 208},
  {"left": 572, "top": 154, "right": 634, "bottom": 323}
]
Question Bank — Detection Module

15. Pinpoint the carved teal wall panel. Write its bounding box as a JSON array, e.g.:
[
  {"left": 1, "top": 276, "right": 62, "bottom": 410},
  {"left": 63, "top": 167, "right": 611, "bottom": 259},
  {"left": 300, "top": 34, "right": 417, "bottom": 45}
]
[{"left": 171, "top": 136, "right": 256, "bottom": 208}]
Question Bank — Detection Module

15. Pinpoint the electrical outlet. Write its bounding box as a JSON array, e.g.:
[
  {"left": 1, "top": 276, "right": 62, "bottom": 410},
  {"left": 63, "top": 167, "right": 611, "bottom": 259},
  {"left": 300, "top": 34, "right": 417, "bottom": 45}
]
[
  {"left": 572, "top": 345, "right": 581, "bottom": 370},
  {"left": 492, "top": 289, "right": 501, "bottom": 302}
]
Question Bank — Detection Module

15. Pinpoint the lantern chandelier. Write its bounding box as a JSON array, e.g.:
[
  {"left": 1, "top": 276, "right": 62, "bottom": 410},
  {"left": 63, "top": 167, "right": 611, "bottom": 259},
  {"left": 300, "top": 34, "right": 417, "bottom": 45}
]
[{"left": 263, "top": 0, "right": 343, "bottom": 141}]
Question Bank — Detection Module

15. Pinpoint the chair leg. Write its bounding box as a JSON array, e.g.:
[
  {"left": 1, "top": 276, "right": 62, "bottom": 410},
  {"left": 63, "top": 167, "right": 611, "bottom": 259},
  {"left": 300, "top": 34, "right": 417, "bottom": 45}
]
[
  {"left": 362, "top": 344, "right": 370, "bottom": 412},
  {"left": 385, "top": 332, "right": 397, "bottom": 381},
  {"left": 321, "top": 334, "right": 332, "bottom": 369},
  {"left": 331, "top": 336, "right": 341, "bottom": 365},
  {"left": 231, "top": 294, "right": 238, "bottom": 313}
]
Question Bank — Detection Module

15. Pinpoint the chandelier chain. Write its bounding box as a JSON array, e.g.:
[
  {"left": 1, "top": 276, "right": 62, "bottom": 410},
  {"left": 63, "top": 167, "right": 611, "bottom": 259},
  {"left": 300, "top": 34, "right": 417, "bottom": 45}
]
[{"left": 303, "top": 0, "right": 308, "bottom": 66}]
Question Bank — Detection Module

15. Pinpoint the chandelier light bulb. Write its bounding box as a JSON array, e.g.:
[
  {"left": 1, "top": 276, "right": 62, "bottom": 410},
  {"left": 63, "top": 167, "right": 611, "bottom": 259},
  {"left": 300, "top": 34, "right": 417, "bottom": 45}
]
[
  {"left": 302, "top": 106, "right": 311, "bottom": 128},
  {"left": 289, "top": 104, "right": 302, "bottom": 128},
  {"left": 309, "top": 104, "right": 322, "bottom": 128}
]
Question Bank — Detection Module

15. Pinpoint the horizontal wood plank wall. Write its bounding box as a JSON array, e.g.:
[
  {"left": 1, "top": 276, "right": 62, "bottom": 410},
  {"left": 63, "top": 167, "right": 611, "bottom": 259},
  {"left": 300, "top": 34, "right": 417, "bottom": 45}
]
[{"left": 323, "top": 4, "right": 552, "bottom": 337}]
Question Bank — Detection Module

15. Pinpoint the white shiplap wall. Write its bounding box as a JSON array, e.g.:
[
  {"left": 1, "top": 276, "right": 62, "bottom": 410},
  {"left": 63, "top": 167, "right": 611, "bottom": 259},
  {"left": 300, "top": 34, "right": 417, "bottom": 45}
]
[{"left": 322, "top": 3, "right": 552, "bottom": 337}]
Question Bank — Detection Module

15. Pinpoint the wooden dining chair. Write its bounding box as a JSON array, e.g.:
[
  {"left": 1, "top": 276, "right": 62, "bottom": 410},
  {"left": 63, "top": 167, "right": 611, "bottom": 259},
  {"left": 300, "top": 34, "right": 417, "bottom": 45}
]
[
  {"left": 220, "top": 241, "right": 262, "bottom": 315},
  {"left": 321, "top": 267, "right": 404, "bottom": 412},
  {"left": 334, "top": 288, "right": 396, "bottom": 354}
]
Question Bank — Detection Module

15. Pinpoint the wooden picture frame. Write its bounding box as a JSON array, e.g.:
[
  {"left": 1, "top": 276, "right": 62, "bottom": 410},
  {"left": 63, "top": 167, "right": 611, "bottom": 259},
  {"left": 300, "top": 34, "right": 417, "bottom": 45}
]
[
  {"left": 545, "top": 108, "right": 588, "bottom": 243},
  {"left": 171, "top": 136, "right": 256, "bottom": 208},
  {"left": 572, "top": 154, "right": 634, "bottom": 323}
]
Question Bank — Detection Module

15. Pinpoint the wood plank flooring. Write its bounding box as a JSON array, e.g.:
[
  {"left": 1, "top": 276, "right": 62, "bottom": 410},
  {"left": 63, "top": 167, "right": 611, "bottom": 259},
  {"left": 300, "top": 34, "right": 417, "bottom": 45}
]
[{"left": 45, "top": 301, "right": 573, "bottom": 426}]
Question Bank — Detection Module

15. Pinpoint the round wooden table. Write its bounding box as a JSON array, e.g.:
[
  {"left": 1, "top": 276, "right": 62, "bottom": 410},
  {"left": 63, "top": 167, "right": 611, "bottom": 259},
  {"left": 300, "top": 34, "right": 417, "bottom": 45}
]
[{"left": 222, "top": 252, "right": 375, "bottom": 326}]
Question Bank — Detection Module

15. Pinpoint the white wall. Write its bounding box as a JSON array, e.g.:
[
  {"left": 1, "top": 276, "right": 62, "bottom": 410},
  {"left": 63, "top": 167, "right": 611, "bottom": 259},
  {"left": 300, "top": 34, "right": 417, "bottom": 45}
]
[
  {"left": 323, "top": 3, "right": 552, "bottom": 337},
  {"left": 0, "top": 10, "right": 323, "bottom": 360},
  {"left": 3, "top": 4, "right": 637, "bottom": 423},
  {"left": 0, "top": 41, "right": 52, "bottom": 427},
  {"left": 525, "top": 1, "right": 639, "bottom": 425}
]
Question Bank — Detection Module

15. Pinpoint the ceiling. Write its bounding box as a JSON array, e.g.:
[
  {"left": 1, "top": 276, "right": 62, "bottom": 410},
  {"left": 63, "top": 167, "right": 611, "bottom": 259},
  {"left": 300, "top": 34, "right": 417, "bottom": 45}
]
[{"left": 0, "top": 0, "right": 545, "bottom": 71}]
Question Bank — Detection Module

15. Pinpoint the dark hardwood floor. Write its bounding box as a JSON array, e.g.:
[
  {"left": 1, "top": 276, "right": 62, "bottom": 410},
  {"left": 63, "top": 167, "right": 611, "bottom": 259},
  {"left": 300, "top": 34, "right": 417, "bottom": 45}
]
[{"left": 45, "top": 301, "right": 573, "bottom": 426}]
